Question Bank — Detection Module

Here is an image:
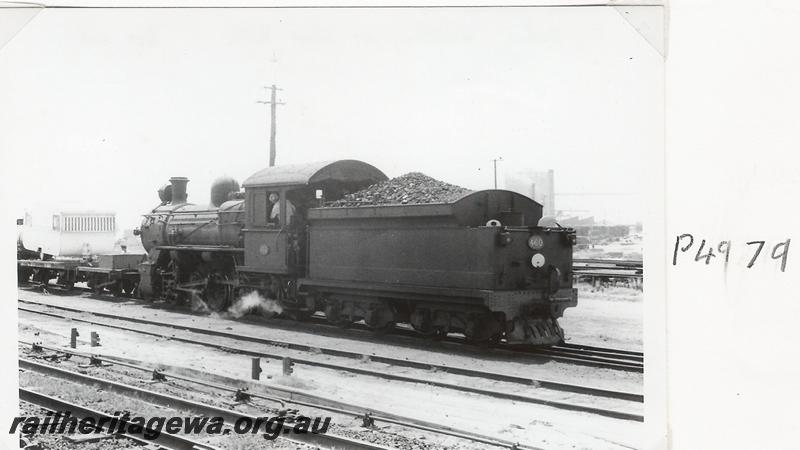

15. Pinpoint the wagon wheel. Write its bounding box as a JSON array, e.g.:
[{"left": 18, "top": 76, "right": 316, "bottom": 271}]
[
  {"left": 34, "top": 269, "right": 52, "bottom": 288},
  {"left": 110, "top": 280, "right": 124, "bottom": 297},
  {"left": 121, "top": 279, "right": 137, "bottom": 297},
  {"left": 91, "top": 275, "right": 104, "bottom": 295},
  {"left": 17, "top": 267, "right": 32, "bottom": 284}
]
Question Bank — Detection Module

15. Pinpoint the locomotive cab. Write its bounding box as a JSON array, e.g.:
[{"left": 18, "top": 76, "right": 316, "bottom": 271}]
[
  {"left": 237, "top": 160, "right": 388, "bottom": 303},
  {"left": 240, "top": 186, "right": 296, "bottom": 275}
]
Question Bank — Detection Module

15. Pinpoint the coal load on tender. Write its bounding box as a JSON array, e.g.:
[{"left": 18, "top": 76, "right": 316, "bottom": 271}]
[{"left": 328, "top": 172, "right": 473, "bottom": 207}]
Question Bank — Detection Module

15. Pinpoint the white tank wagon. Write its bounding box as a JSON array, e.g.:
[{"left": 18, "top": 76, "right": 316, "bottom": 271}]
[
  {"left": 18, "top": 211, "right": 117, "bottom": 257},
  {"left": 17, "top": 211, "right": 145, "bottom": 295}
]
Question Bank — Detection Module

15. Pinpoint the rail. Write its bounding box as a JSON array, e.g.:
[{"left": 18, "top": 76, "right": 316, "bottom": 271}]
[
  {"left": 18, "top": 388, "right": 221, "bottom": 450},
  {"left": 18, "top": 300, "right": 643, "bottom": 419},
  {"left": 20, "top": 356, "right": 545, "bottom": 449},
  {"left": 20, "top": 358, "right": 394, "bottom": 450},
  {"left": 572, "top": 258, "right": 643, "bottom": 282}
]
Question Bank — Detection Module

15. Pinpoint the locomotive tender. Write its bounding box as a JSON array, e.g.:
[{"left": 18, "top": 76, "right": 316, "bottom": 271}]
[{"left": 135, "top": 160, "right": 577, "bottom": 345}]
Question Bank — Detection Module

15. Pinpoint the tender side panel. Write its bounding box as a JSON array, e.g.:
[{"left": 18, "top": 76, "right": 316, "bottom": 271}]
[{"left": 308, "top": 225, "right": 499, "bottom": 290}]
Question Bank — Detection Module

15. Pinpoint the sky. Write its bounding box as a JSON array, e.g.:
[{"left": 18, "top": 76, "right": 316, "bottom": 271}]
[{"left": 0, "top": 6, "right": 662, "bottom": 230}]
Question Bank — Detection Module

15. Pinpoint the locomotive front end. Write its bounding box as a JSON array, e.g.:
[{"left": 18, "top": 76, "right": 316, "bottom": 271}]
[{"left": 136, "top": 176, "right": 245, "bottom": 307}]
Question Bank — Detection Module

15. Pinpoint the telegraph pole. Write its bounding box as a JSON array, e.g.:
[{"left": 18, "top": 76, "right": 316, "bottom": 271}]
[
  {"left": 257, "top": 85, "right": 285, "bottom": 167},
  {"left": 491, "top": 157, "right": 503, "bottom": 189}
]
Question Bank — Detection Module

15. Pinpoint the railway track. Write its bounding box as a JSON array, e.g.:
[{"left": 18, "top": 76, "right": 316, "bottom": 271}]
[
  {"left": 19, "top": 388, "right": 223, "bottom": 450},
  {"left": 19, "top": 357, "right": 394, "bottom": 450},
  {"left": 18, "top": 285, "right": 644, "bottom": 373},
  {"left": 19, "top": 347, "right": 550, "bottom": 449},
  {"left": 552, "top": 343, "right": 643, "bottom": 362},
  {"left": 572, "top": 258, "right": 643, "bottom": 279},
  {"left": 255, "top": 311, "right": 644, "bottom": 372},
  {"left": 510, "top": 345, "right": 643, "bottom": 372},
  {"left": 19, "top": 293, "right": 646, "bottom": 375},
  {"left": 19, "top": 299, "right": 643, "bottom": 422}
]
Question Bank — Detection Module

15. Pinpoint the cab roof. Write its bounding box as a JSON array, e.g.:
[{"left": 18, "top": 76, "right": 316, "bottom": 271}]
[{"left": 242, "top": 160, "right": 387, "bottom": 189}]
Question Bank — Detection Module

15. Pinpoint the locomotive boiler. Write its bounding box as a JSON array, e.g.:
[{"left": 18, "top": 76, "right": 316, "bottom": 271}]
[
  {"left": 136, "top": 176, "right": 246, "bottom": 309},
  {"left": 135, "top": 160, "right": 577, "bottom": 345}
]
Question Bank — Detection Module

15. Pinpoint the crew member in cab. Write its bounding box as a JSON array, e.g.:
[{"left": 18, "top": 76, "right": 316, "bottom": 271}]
[{"left": 268, "top": 192, "right": 295, "bottom": 226}]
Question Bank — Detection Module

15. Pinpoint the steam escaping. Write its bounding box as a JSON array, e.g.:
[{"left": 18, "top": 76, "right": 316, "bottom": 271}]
[
  {"left": 191, "top": 292, "right": 210, "bottom": 313},
  {"left": 189, "top": 290, "right": 283, "bottom": 319},
  {"left": 228, "top": 291, "right": 283, "bottom": 319}
]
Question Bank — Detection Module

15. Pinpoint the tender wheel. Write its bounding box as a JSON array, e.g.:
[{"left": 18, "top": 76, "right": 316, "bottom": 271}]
[
  {"left": 428, "top": 328, "right": 447, "bottom": 341},
  {"left": 364, "top": 304, "right": 395, "bottom": 333},
  {"left": 464, "top": 313, "right": 504, "bottom": 344},
  {"left": 411, "top": 309, "right": 446, "bottom": 340},
  {"left": 324, "top": 301, "right": 352, "bottom": 328},
  {"left": 368, "top": 321, "right": 396, "bottom": 335},
  {"left": 287, "top": 310, "right": 313, "bottom": 322}
]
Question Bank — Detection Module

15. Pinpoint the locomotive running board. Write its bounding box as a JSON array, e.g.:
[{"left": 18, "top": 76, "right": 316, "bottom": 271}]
[{"left": 154, "top": 245, "right": 243, "bottom": 252}]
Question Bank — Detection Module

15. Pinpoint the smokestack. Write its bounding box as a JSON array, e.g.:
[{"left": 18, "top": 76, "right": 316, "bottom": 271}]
[{"left": 169, "top": 177, "right": 189, "bottom": 204}]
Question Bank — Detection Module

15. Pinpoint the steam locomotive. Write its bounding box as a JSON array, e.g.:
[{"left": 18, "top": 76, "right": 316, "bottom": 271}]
[{"left": 134, "top": 160, "right": 577, "bottom": 345}]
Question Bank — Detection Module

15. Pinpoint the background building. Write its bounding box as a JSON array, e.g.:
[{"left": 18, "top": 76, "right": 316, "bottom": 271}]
[{"left": 504, "top": 169, "right": 556, "bottom": 217}]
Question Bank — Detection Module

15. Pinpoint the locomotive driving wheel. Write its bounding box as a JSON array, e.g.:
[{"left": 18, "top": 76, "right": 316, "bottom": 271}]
[
  {"left": 161, "top": 260, "right": 181, "bottom": 307},
  {"left": 205, "top": 273, "right": 233, "bottom": 312},
  {"left": 187, "top": 269, "right": 209, "bottom": 311},
  {"left": 186, "top": 267, "right": 233, "bottom": 312}
]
